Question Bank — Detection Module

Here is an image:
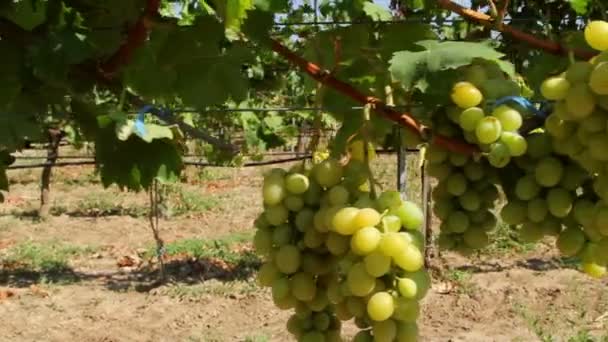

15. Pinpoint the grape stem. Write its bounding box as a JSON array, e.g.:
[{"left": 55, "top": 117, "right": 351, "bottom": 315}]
[
  {"left": 362, "top": 104, "right": 378, "bottom": 199},
  {"left": 436, "top": 0, "right": 596, "bottom": 60}
]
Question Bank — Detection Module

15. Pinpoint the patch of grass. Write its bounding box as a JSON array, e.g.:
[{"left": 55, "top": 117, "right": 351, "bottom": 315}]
[
  {"left": 52, "top": 192, "right": 147, "bottom": 217},
  {"left": 161, "top": 184, "right": 220, "bottom": 217},
  {"left": 243, "top": 334, "right": 270, "bottom": 342},
  {"left": 443, "top": 269, "right": 477, "bottom": 295},
  {"left": 197, "top": 168, "right": 233, "bottom": 182},
  {"left": 165, "top": 280, "right": 258, "bottom": 300},
  {"left": 485, "top": 222, "right": 536, "bottom": 256},
  {"left": 154, "top": 232, "right": 254, "bottom": 260},
  {"left": 1, "top": 240, "right": 96, "bottom": 272}
]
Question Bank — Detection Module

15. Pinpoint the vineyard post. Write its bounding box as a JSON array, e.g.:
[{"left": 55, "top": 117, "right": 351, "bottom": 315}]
[{"left": 38, "top": 128, "right": 63, "bottom": 219}]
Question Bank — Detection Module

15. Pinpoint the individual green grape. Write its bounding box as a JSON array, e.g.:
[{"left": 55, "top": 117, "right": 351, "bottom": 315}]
[
  {"left": 364, "top": 251, "right": 392, "bottom": 277},
  {"left": 515, "top": 175, "right": 540, "bottom": 200},
  {"left": 353, "top": 330, "right": 373, "bottom": 342},
  {"left": 587, "top": 133, "right": 608, "bottom": 161},
  {"left": 566, "top": 84, "right": 596, "bottom": 119},
  {"left": 585, "top": 20, "right": 608, "bottom": 51},
  {"left": 307, "top": 290, "right": 329, "bottom": 312},
  {"left": 400, "top": 231, "right": 425, "bottom": 251},
  {"left": 594, "top": 205, "right": 608, "bottom": 236},
  {"left": 331, "top": 207, "right": 360, "bottom": 235},
  {"left": 379, "top": 232, "right": 408, "bottom": 257},
  {"left": 254, "top": 217, "right": 274, "bottom": 248},
  {"left": 463, "top": 227, "right": 490, "bottom": 249},
  {"left": 582, "top": 262, "right": 607, "bottom": 278},
  {"left": 312, "top": 312, "right": 331, "bottom": 331},
  {"left": 481, "top": 78, "right": 519, "bottom": 99},
  {"left": 500, "top": 132, "right": 527, "bottom": 157},
  {"left": 464, "top": 64, "right": 488, "bottom": 87},
  {"left": 273, "top": 292, "right": 297, "bottom": 310},
  {"left": 449, "top": 153, "right": 469, "bottom": 167},
  {"left": 302, "top": 253, "right": 329, "bottom": 276},
  {"left": 492, "top": 105, "right": 522, "bottom": 131},
  {"left": 351, "top": 227, "right": 382, "bottom": 255},
  {"left": 304, "top": 181, "right": 322, "bottom": 206},
  {"left": 373, "top": 319, "right": 397, "bottom": 342},
  {"left": 527, "top": 198, "right": 548, "bottom": 223},
  {"left": 313, "top": 159, "right": 343, "bottom": 188},
  {"left": 425, "top": 145, "right": 449, "bottom": 165},
  {"left": 427, "top": 162, "right": 453, "bottom": 181},
  {"left": 446, "top": 106, "right": 463, "bottom": 123},
  {"left": 354, "top": 194, "right": 377, "bottom": 209},
  {"left": 501, "top": 200, "right": 527, "bottom": 225},
  {"left": 464, "top": 162, "right": 484, "bottom": 181},
  {"left": 546, "top": 188, "right": 573, "bottom": 218},
  {"left": 291, "top": 272, "right": 317, "bottom": 301},
  {"left": 393, "top": 243, "right": 424, "bottom": 272},
  {"left": 519, "top": 222, "right": 545, "bottom": 243},
  {"left": 560, "top": 164, "right": 588, "bottom": 191},
  {"left": 480, "top": 212, "right": 498, "bottom": 231},
  {"left": 581, "top": 112, "right": 606, "bottom": 133},
  {"left": 265, "top": 204, "right": 289, "bottom": 226},
  {"left": 328, "top": 185, "right": 350, "bottom": 206},
  {"left": 451, "top": 81, "right": 484, "bottom": 109},
  {"left": 390, "top": 201, "right": 424, "bottom": 230},
  {"left": 272, "top": 224, "right": 293, "bottom": 246},
  {"left": 556, "top": 227, "right": 586, "bottom": 257},
  {"left": 257, "top": 262, "right": 280, "bottom": 287},
  {"left": 346, "top": 296, "right": 366, "bottom": 318},
  {"left": 541, "top": 216, "right": 563, "bottom": 236},
  {"left": 458, "top": 190, "right": 481, "bottom": 211},
  {"left": 545, "top": 114, "right": 575, "bottom": 140},
  {"left": 475, "top": 116, "right": 503, "bottom": 144},
  {"left": 376, "top": 190, "right": 403, "bottom": 211},
  {"left": 334, "top": 301, "right": 354, "bottom": 321},
  {"left": 392, "top": 297, "right": 420, "bottom": 322},
  {"left": 446, "top": 210, "right": 470, "bottom": 233},
  {"left": 446, "top": 173, "right": 468, "bottom": 196},
  {"left": 275, "top": 245, "right": 301, "bottom": 274},
  {"left": 526, "top": 133, "right": 553, "bottom": 159},
  {"left": 286, "top": 314, "right": 305, "bottom": 336},
  {"left": 433, "top": 199, "right": 454, "bottom": 220},
  {"left": 284, "top": 195, "right": 304, "bottom": 212},
  {"left": 294, "top": 208, "right": 314, "bottom": 233},
  {"left": 354, "top": 207, "right": 381, "bottom": 229},
  {"left": 263, "top": 177, "right": 286, "bottom": 206},
  {"left": 285, "top": 173, "right": 310, "bottom": 194},
  {"left": 535, "top": 157, "right": 564, "bottom": 187},
  {"left": 541, "top": 76, "right": 570, "bottom": 100},
  {"left": 488, "top": 142, "right": 511, "bottom": 168},
  {"left": 272, "top": 276, "right": 291, "bottom": 300},
  {"left": 347, "top": 263, "right": 376, "bottom": 297},
  {"left": 300, "top": 331, "right": 326, "bottom": 342},
  {"left": 367, "top": 291, "right": 395, "bottom": 321},
  {"left": 573, "top": 199, "right": 595, "bottom": 227},
  {"left": 400, "top": 270, "right": 431, "bottom": 300},
  {"left": 304, "top": 228, "right": 326, "bottom": 249},
  {"left": 396, "top": 322, "right": 418, "bottom": 342},
  {"left": 566, "top": 61, "right": 593, "bottom": 83},
  {"left": 382, "top": 214, "right": 402, "bottom": 233},
  {"left": 459, "top": 107, "right": 485, "bottom": 131}
]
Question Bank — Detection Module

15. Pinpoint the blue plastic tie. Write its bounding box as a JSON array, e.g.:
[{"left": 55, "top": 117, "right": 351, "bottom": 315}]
[
  {"left": 135, "top": 105, "right": 155, "bottom": 136},
  {"left": 491, "top": 96, "right": 548, "bottom": 118}
]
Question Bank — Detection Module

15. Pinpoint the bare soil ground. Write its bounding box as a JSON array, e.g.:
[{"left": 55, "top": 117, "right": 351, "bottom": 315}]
[{"left": 0, "top": 155, "right": 606, "bottom": 342}]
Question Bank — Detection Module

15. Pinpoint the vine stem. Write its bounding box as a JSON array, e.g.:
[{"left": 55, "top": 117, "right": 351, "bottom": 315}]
[
  {"left": 269, "top": 39, "right": 480, "bottom": 156},
  {"left": 148, "top": 179, "right": 166, "bottom": 282},
  {"left": 436, "top": 0, "right": 596, "bottom": 60},
  {"left": 361, "top": 104, "right": 377, "bottom": 199}
]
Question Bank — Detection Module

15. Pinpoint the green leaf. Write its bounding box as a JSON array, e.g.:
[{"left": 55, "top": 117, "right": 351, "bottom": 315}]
[
  {"left": 254, "top": 0, "right": 289, "bottom": 11},
  {"left": 568, "top": 0, "right": 589, "bottom": 14},
  {"left": 363, "top": 3, "right": 392, "bottom": 21},
  {"left": 0, "top": 41, "right": 22, "bottom": 108},
  {"left": 242, "top": 9, "right": 274, "bottom": 44},
  {"left": 138, "top": 124, "right": 175, "bottom": 143},
  {"left": 389, "top": 40, "right": 505, "bottom": 89},
  {"left": 0, "top": 0, "right": 47, "bottom": 31},
  {"left": 226, "top": 0, "right": 254, "bottom": 31}
]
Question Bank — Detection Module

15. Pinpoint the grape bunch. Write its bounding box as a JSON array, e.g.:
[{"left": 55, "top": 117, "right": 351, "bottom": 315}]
[
  {"left": 426, "top": 145, "right": 500, "bottom": 254},
  {"left": 254, "top": 155, "right": 430, "bottom": 341}
]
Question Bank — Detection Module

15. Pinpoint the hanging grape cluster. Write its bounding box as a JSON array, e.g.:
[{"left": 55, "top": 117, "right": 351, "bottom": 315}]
[{"left": 254, "top": 146, "right": 430, "bottom": 341}]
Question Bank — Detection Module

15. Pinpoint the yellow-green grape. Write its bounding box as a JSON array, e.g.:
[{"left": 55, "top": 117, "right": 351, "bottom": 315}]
[
  {"left": 364, "top": 251, "right": 392, "bottom": 277},
  {"left": 295, "top": 208, "right": 314, "bottom": 232},
  {"left": 515, "top": 175, "right": 540, "bottom": 200},
  {"left": 349, "top": 139, "right": 376, "bottom": 162},
  {"left": 526, "top": 132, "right": 553, "bottom": 159},
  {"left": 535, "top": 157, "right": 564, "bottom": 187},
  {"left": 285, "top": 195, "right": 304, "bottom": 212},
  {"left": 313, "top": 159, "right": 343, "bottom": 188},
  {"left": 389, "top": 201, "right": 424, "bottom": 230},
  {"left": 451, "top": 81, "right": 484, "bottom": 109},
  {"left": 253, "top": 227, "right": 273, "bottom": 255},
  {"left": 488, "top": 142, "right": 511, "bottom": 168},
  {"left": 582, "top": 262, "right": 607, "bottom": 278},
  {"left": 265, "top": 204, "right": 289, "bottom": 226},
  {"left": 463, "top": 162, "right": 484, "bottom": 181},
  {"left": 272, "top": 276, "right": 291, "bottom": 300},
  {"left": 263, "top": 176, "right": 286, "bottom": 205},
  {"left": 304, "top": 228, "right": 326, "bottom": 249},
  {"left": 541, "top": 76, "right": 570, "bottom": 100},
  {"left": 367, "top": 291, "right": 395, "bottom": 321},
  {"left": 354, "top": 208, "right": 381, "bottom": 229},
  {"left": 274, "top": 292, "right": 297, "bottom": 310},
  {"left": 589, "top": 62, "right": 608, "bottom": 95},
  {"left": 304, "top": 181, "right": 322, "bottom": 206},
  {"left": 393, "top": 243, "right": 424, "bottom": 272},
  {"left": 464, "top": 64, "right": 488, "bottom": 87},
  {"left": 347, "top": 263, "right": 376, "bottom": 297},
  {"left": 331, "top": 207, "right": 360, "bottom": 235},
  {"left": 379, "top": 232, "right": 408, "bottom": 257},
  {"left": 285, "top": 173, "right": 309, "bottom": 194},
  {"left": 272, "top": 224, "right": 293, "bottom": 246},
  {"left": 433, "top": 199, "right": 453, "bottom": 220},
  {"left": 446, "top": 172, "right": 468, "bottom": 196},
  {"left": 572, "top": 199, "right": 595, "bottom": 227},
  {"left": 500, "top": 132, "right": 527, "bottom": 157},
  {"left": 351, "top": 227, "right": 382, "bottom": 255},
  {"left": 587, "top": 134, "right": 608, "bottom": 161},
  {"left": 307, "top": 290, "right": 330, "bottom": 312},
  {"left": 545, "top": 114, "right": 576, "bottom": 140},
  {"left": 594, "top": 205, "right": 608, "bottom": 236},
  {"left": 291, "top": 272, "right": 317, "bottom": 301},
  {"left": 346, "top": 296, "right": 366, "bottom": 318},
  {"left": 566, "top": 61, "right": 594, "bottom": 83},
  {"left": 326, "top": 232, "right": 350, "bottom": 256},
  {"left": 377, "top": 190, "right": 403, "bottom": 210},
  {"left": 382, "top": 214, "right": 402, "bottom": 232},
  {"left": 373, "top": 319, "right": 398, "bottom": 342},
  {"left": 585, "top": 20, "right": 608, "bottom": 51},
  {"left": 275, "top": 245, "right": 301, "bottom": 274},
  {"left": 401, "top": 231, "right": 424, "bottom": 251},
  {"left": 566, "top": 84, "right": 596, "bottom": 119},
  {"left": 286, "top": 314, "right": 305, "bottom": 336},
  {"left": 500, "top": 200, "right": 527, "bottom": 225},
  {"left": 353, "top": 330, "right": 373, "bottom": 342},
  {"left": 446, "top": 210, "right": 470, "bottom": 233},
  {"left": 476, "top": 116, "right": 502, "bottom": 144},
  {"left": 328, "top": 185, "right": 350, "bottom": 206},
  {"left": 519, "top": 222, "right": 545, "bottom": 243},
  {"left": 492, "top": 105, "right": 522, "bottom": 132},
  {"left": 300, "top": 331, "right": 325, "bottom": 342},
  {"left": 527, "top": 198, "right": 548, "bottom": 223},
  {"left": 546, "top": 188, "right": 573, "bottom": 218},
  {"left": 257, "top": 262, "right": 280, "bottom": 287},
  {"left": 449, "top": 153, "right": 469, "bottom": 167},
  {"left": 556, "top": 227, "right": 586, "bottom": 257},
  {"left": 396, "top": 322, "right": 418, "bottom": 342},
  {"left": 400, "top": 270, "right": 431, "bottom": 300},
  {"left": 312, "top": 312, "right": 331, "bottom": 331},
  {"left": 392, "top": 297, "right": 420, "bottom": 322},
  {"left": 302, "top": 253, "right": 329, "bottom": 275},
  {"left": 458, "top": 190, "right": 481, "bottom": 212},
  {"left": 459, "top": 107, "right": 485, "bottom": 131},
  {"left": 541, "top": 216, "right": 563, "bottom": 236},
  {"left": 463, "top": 227, "right": 490, "bottom": 249}
]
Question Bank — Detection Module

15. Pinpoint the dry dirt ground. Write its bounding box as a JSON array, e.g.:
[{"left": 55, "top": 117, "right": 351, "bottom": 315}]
[{"left": 0, "top": 154, "right": 606, "bottom": 342}]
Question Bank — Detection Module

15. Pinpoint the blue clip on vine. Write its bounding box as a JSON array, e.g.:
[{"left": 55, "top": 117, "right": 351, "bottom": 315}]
[
  {"left": 134, "top": 104, "right": 156, "bottom": 137},
  {"left": 490, "top": 96, "right": 549, "bottom": 119}
]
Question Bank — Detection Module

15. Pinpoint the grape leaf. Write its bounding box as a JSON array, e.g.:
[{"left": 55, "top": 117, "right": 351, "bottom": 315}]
[
  {"left": 0, "top": 42, "right": 22, "bottom": 107},
  {"left": 0, "top": 0, "right": 47, "bottom": 31},
  {"left": 241, "top": 9, "right": 274, "bottom": 44},
  {"left": 254, "top": 0, "right": 289, "bottom": 11},
  {"left": 226, "top": 0, "right": 254, "bottom": 30},
  {"left": 363, "top": 3, "right": 392, "bottom": 21},
  {"left": 389, "top": 40, "right": 506, "bottom": 89},
  {"left": 568, "top": 0, "right": 590, "bottom": 14}
]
